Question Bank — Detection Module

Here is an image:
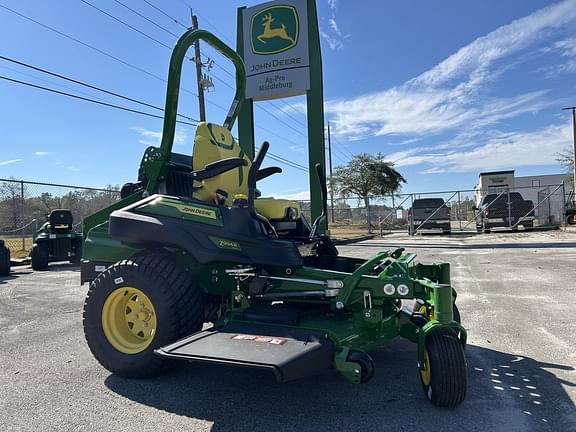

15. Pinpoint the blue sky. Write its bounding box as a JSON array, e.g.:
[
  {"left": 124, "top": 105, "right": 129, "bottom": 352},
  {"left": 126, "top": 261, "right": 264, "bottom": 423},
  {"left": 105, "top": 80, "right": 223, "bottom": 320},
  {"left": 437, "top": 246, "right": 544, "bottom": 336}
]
[{"left": 1, "top": 0, "right": 575, "bottom": 199}]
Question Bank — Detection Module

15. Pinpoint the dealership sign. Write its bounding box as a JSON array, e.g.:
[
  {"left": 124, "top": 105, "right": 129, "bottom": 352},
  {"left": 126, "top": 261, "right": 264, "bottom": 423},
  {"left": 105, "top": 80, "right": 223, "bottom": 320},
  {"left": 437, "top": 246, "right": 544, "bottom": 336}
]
[{"left": 241, "top": 0, "right": 310, "bottom": 100}]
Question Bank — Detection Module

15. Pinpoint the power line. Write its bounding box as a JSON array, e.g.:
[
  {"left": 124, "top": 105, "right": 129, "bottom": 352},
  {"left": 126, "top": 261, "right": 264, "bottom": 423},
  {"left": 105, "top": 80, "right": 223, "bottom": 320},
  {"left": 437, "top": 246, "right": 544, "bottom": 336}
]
[
  {"left": 85, "top": 0, "right": 310, "bottom": 138},
  {"left": 0, "top": 74, "right": 198, "bottom": 126},
  {"left": 0, "top": 72, "right": 307, "bottom": 172},
  {"left": 0, "top": 3, "right": 171, "bottom": 84},
  {"left": 0, "top": 3, "right": 308, "bottom": 171},
  {"left": 79, "top": 0, "right": 174, "bottom": 51},
  {"left": 0, "top": 55, "right": 197, "bottom": 122},
  {"left": 112, "top": 0, "right": 180, "bottom": 38},
  {"left": 141, "top": 0, "right": 188, "bottom": 30},
  {"left": 74, "top": 0, "right": 240, "bottom": 116}
]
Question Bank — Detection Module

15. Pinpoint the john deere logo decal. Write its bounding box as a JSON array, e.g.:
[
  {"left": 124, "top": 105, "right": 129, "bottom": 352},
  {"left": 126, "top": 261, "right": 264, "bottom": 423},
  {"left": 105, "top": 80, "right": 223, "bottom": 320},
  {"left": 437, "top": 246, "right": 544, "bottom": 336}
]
[{"left": 250, "top": 5, "right": 299, "bottom": 55}]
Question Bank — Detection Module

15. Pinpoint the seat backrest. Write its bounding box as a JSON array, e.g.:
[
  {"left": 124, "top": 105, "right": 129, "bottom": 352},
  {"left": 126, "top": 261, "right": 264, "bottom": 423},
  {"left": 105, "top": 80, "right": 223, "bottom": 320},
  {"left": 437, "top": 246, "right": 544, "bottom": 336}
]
[
  {"left": 193, "top": 122, "right": 251, "bottom": 204},
  {"left": 49, "top": 209, "right": 73, "bottom": 233}
]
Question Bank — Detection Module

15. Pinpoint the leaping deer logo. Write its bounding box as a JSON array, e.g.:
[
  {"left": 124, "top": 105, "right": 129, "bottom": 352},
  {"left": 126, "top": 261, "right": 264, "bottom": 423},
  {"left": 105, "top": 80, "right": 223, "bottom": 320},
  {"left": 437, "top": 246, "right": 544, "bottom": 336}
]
[{"left": 257, "top": 13, "right": 295, "bottom": 44}]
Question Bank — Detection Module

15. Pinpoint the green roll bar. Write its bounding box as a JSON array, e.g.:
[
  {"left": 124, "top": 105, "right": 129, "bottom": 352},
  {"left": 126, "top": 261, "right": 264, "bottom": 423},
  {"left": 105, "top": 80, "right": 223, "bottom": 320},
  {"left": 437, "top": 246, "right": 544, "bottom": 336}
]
[{"left": 156, "top": 29, "right": 247, "bottom": 187}]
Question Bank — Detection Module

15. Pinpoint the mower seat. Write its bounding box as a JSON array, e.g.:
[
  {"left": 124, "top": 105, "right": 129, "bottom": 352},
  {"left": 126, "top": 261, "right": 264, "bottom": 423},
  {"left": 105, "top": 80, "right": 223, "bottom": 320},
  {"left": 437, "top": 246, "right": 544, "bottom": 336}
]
[
  {"left": 192, "top": 123, "right": 303, "bottom": 227},
  {"left": 48, "top": 209, "right": 73, "bottom": 234}
]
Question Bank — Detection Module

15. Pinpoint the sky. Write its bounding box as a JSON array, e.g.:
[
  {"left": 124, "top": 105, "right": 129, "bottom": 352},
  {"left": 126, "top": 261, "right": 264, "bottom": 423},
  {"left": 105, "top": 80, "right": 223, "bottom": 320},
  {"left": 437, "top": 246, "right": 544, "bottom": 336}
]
[{"left": 0, "top": 0, "right": 575, "bottom": 200}]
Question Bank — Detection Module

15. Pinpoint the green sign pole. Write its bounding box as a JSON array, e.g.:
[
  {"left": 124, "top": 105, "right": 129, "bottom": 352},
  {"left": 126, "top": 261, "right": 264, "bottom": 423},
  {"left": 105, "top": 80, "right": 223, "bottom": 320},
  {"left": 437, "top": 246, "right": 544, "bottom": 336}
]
[
  {"left": 236, "top": 6, "right": 255, "bottom": 160},
  {"left": 305, "top": 0, "right": 327, "bottom": 232}
]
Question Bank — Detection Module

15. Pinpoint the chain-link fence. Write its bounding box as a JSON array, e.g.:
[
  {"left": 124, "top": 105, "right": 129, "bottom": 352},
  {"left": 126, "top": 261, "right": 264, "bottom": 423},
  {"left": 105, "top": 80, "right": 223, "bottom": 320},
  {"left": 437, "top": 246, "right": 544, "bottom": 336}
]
[
  {"left": 0, "top": 178, "right": 571, "bottom": 255},
  {"left": 0, "top": 178, "right": 119, "bottom": 257},
  {"left": 296, "top": 183, "right": 570, "bottom": 237}
]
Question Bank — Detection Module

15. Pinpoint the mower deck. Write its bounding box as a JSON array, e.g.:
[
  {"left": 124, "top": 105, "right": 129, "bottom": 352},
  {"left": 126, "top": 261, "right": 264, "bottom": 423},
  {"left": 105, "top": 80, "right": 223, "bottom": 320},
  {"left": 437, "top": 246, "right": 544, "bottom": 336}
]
[{"left": 155, "top": 322, "right": 334, "bottom": 382}]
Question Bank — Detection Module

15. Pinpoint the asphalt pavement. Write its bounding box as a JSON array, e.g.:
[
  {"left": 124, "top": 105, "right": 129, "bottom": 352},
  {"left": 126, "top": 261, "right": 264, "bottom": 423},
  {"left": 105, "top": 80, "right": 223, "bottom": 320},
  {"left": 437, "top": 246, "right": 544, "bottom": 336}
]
[{"left": 1, "top": 230, "right": 575, "bottom": 432}]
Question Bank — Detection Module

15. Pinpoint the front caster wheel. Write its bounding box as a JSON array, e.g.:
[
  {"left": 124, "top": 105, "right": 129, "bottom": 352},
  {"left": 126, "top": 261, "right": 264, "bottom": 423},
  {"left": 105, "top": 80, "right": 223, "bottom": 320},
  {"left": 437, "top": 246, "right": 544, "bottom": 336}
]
[
  {"left": 420, "top": 327, "right": 467, "bottom": 407},
  {"left": 347, "top": 350, "right": 375, "bottom": 384}
]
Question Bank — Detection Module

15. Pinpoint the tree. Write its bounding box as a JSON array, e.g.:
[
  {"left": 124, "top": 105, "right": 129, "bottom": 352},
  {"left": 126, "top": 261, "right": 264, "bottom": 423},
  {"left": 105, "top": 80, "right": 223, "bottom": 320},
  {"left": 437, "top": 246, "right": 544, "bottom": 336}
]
[
  {"left": 0, "top": 177, "right": 26, "bottom": 230},
  {"left": 556, "top": 148, "right": 575, "bottom": 188},
  {"left": 332, "top": 153, "right": 406, "bottom": 232}
]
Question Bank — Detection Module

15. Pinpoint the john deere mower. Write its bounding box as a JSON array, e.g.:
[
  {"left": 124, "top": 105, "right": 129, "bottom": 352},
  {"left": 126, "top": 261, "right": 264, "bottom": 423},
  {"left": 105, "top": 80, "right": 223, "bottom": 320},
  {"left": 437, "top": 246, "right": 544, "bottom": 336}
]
[
  {"left": 82, "top": 30, "right": 468, "bottom": 407},
  {"left": 31, "top": 209, "right": 82, "bottom": 270}
]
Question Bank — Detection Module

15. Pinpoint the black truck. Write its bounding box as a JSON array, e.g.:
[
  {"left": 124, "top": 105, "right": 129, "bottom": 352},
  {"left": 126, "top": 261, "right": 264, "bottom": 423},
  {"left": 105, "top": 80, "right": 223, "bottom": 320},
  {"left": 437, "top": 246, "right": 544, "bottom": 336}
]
[
  {"left": 408, "top": 198, "right": 451, "bottom": 234},
  {"left": 474, "top": 192, "right": 535, "bottom": 233}
]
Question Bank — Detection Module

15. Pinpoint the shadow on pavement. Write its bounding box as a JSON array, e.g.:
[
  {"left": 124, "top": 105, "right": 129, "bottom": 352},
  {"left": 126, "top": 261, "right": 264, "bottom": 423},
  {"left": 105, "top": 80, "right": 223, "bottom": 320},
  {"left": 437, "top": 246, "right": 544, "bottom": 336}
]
[
  {"left": 0, "top": 273, "right": 22, "bottom": 284},
  {"left": 105, "top": 339, "right": 575, "bottom": 432}
]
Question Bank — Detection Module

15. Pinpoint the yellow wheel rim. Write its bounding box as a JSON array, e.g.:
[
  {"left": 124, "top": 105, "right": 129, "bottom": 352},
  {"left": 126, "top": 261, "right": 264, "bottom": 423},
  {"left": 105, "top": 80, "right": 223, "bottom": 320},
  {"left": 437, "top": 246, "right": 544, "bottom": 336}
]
[
  {"left": 421, "top": 349, "right": 431, "bottom": 386},
  {"left": 102, "top": 287, "right": 157, "bottom": 354}
]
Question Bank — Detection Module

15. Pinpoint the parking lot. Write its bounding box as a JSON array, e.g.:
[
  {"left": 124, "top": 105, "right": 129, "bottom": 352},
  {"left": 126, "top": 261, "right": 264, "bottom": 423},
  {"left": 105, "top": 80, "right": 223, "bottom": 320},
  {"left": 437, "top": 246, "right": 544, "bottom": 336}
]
[{"left": 1, "top": 230, "right": 575, "bottom": 432}]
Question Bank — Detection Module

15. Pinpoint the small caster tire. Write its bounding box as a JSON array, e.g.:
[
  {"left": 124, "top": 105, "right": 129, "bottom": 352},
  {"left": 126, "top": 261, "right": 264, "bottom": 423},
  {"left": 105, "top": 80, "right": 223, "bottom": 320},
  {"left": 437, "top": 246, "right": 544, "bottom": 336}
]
[
  {"left": 347, "top": 350, "right": 375, "bottom": 384},
  {"left": 420, "top": 327, "right": 467, "bottom": 407}
]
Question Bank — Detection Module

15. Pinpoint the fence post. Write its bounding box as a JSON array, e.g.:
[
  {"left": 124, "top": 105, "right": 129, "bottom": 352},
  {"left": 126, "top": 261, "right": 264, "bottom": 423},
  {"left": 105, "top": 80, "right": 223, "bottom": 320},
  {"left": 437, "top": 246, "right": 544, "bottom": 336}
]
[
  {"left": 20, "top": 180, "right": 25, "bottom": 251},
  {"left": 409, "top": 194, "right": 414, "bottom": 236},
  {"left": 507, "top": 189, "right": 512, "bottom": 229},
  {"left": 562, "top": 182, "right": 566, "bottom": 227},
  {"left": 366, "top": 198, "right": 372, "bottom": 234},
  {"left": 457, "top": 191, "right": 462, "bottom": 232}
]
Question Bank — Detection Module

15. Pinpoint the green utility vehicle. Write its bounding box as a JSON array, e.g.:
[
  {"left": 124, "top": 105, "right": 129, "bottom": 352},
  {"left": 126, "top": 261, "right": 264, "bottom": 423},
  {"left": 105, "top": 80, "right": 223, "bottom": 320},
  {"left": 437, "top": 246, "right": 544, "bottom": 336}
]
[
  {"left": 0, "top": 240, "right": 9, "bottom": 276},
  {"left": 81, "top": 30, "right": 468, "bottom": 407},
  {"left": 31, "top": 209, "right": 83, "bottom": 270}
]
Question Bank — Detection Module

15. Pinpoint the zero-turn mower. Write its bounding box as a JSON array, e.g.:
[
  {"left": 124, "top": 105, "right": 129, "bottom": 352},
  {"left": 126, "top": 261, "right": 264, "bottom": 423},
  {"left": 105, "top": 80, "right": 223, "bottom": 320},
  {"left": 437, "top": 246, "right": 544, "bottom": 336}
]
[
  {"left": 31, "top": 209, "right": 83, "bottom": 270},
  {"left": 81, "top": 29, "right": 467, "bottom": 407}
]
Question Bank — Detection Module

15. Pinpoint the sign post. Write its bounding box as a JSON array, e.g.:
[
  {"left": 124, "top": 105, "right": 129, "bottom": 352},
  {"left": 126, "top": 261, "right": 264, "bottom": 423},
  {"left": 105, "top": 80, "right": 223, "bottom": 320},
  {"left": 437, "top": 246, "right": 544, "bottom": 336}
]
[{"left": 237, "top": 0, "right": 326, "bottom": 232}]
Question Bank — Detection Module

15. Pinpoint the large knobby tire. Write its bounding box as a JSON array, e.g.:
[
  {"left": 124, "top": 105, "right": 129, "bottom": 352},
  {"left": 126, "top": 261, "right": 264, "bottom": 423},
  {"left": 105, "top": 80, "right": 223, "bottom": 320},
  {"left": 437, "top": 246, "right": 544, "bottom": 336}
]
[
  {"left": 31, "top": 243, "right": 49, "bottom": 270},
  {"left": 83, "top": 254, "right": 203, "bottom": 378},
  {"left": 0, "top": 244, "right": 10, "bottom": 276},
  {"left": 567, "top": 214, "right": 576, "bottom": 225},
  {"left": 420, "top": 327, "right": 467, "bottom": 408}
]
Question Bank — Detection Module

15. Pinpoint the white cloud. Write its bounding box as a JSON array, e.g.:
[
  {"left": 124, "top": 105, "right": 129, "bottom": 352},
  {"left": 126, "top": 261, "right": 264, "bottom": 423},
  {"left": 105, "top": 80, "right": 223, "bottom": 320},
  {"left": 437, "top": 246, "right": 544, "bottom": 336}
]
[
  {"left": 414, "top": 1, "right": 576, "bottom": 88},
  {"left": 34, "top": 151, "right": 52, "bottom": 156},
  {"left": 390, "top": 123, "right": 571, "bottom": 173},
  {"left": 325, "top": 0, "right": 576, "bottom": 140},
  {"left": 67, "top": 166, "right": 81, "bottom": 172},
  {"left": 547, "top": 36, "right": 576, "bottom": 74},
  {"left": 328, "top": 18, "right": 340, "bottom": 35},
  {"left": 321, "top": 0, "right": 349, "bottom": 51},
  {"left": 0, "top": 159, "right": 23, "bottom": 166},
  {"left": 131, "top": 126, "right": 188, "bottom": 147}
]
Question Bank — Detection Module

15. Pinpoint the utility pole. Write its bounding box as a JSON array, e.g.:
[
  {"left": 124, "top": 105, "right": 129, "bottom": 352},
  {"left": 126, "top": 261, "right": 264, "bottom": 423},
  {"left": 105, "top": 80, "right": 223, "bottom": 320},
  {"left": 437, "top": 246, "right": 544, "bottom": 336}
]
[
  {"left": 191, "top": 13, "right": 206, "bottom": 122},
  {"left": 326, "top": 122, "right": 335, "bottom": 223},
  {"left": 562, "top": 106, "right": 576, "bottom": 194}
]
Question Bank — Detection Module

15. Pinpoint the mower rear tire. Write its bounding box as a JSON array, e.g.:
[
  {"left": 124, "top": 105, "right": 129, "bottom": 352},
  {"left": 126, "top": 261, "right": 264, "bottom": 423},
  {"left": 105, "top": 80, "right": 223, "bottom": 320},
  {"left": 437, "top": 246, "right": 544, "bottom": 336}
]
[
  {"left": 567, "top": 214, "right": 576, "bottom": 225},
  {"left": 0, "top": 244, "right": 10, "bottom": 276},
  {"left": 420, "top": 327, "right": 467, "bottom": 407},
  {"left": 347, "top": 350, "right": 375, "bottom": 384},
  {"left": 70, "top": 240, "right": 82, "bottom": 265},
  {"left": 83, "top": 254, "right": 203, "bottom": 378},
  {"left": 31, "top": 243, "right": 49, "bottom": 270}
]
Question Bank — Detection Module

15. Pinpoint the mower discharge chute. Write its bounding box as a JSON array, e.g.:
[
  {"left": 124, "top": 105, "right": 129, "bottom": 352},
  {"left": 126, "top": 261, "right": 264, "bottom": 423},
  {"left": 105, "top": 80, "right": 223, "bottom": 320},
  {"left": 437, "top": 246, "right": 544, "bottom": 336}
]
[{"left": 81, "top": 29, "right": 468, "bottom": 408}]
